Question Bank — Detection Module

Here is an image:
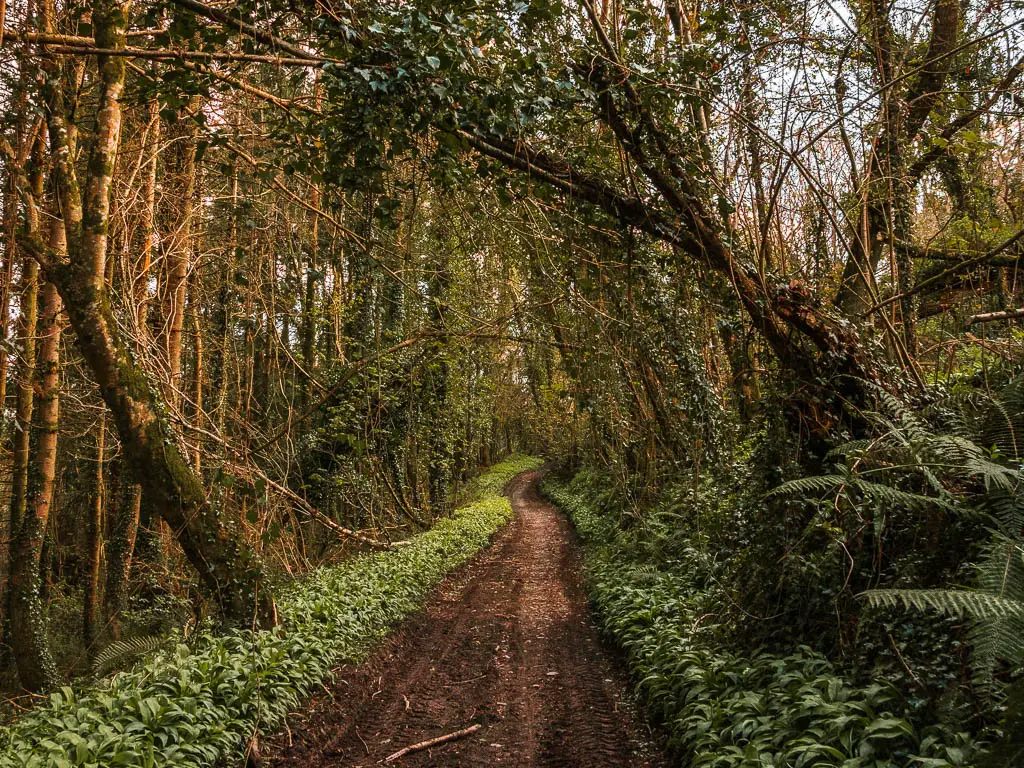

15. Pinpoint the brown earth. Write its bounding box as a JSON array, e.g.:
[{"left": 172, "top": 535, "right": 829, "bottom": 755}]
[{"left": 265, "top": 470, "right": 667, "bottom": 767}]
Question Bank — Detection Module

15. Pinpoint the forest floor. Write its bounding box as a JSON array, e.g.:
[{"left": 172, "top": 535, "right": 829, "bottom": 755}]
[{"left": 265, "top": 470, "right": 667, "bottom": 767}]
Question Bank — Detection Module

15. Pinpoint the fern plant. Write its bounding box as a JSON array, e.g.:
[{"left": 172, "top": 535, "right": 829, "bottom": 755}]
[
  {"left": 864, "top": 530, "right": 1024, "bottom": 685},
  {"left": 770, "top": 380, "right": 1024, "bottom": 687}
]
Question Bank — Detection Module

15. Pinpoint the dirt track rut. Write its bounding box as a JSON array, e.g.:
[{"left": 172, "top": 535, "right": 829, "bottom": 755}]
[{"left": 266, "top": 470, "right": 665, "bottom": 767}]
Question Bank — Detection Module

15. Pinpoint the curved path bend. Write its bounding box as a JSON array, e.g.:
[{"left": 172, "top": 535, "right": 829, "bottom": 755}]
[{"left": 267, "top": 470, "right": 666, "bottom": 767}]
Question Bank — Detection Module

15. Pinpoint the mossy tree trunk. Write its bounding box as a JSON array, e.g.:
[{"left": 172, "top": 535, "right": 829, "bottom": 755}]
[
  {"left": 82, "top": 417, "right": 105, "bottom": 655},
  {"left": 9, "top": 216, "right": 64, "bottom": 692},
  {"left": 3, "top": 135, "right": 43, "bottom": 663},
  {"left": 103, "top": 464, "right": 139, "bottom": 641}
]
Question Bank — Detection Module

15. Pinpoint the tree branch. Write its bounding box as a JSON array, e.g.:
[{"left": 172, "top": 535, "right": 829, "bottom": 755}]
[
  {"left": 869, "top": 225, "right": 1024, "bottom": 314},
  {"left": 966, "top": 308, "right": 1024, "bottom": 325},
  {"left": 909, "top": 56, "right": 1024, "bottom": 181},
  {"left": 165, "top": 0, "right": 322, "bottom": 61},
  {"left": 48, "top": 44, "right": 328, "bottom": 67}
]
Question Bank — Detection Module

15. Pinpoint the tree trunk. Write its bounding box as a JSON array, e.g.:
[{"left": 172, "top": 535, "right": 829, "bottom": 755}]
[
  {"left": 215, "top": 167, "right": 238, "bottom": 438},
  {"left": 3, "top": 144, "right": 43, "bottom": 659},
  {"left": 300, "top": 184, "right": 320, "bottom": 408},
  {"left": 0, "top": 174, "right": 16, "bottom": 441},
  {"left": 9, "top": 218, "right": 64, "bottom": 692},
  {"left": 136, "top": 96, "right": 159, "bottom": 335},
  {"left": 159, "top": 111, "right": 197, "bottom": 411},
  {"left": 83, "top": 417, "right": 105, "bottom": 655},
  {"left": 190, "top": 301, "right": 203, "bottom": 472},
  {"left": 103, "top": 462, "right": 139, "bottom": 641}
]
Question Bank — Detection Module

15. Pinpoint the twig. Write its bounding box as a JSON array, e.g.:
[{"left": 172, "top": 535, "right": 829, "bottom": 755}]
[
  {"left": 445, "top": 673, "right": 488, "bottom": 686},
  {"left": 887, "top": 632, "right": 926, "bottom": 691},
  {"left": 382, "top": 724, "right": 482, "bottom": 763},
  {"left": 355, "top": 726, "right": 369, "bottom": 755},
  {"left": 49, "top": 45, "right": 328, "bottom": 67}
]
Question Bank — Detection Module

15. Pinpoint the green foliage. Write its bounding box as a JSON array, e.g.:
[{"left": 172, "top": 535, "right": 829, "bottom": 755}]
[
  {"left": 0, "top": 457, "right": 534, "bottom": 768},
  {"left": 460, "top": 453, "right": 543, "bottom": 502},
  {"left": 768, "top": 387, "right": 1024, "bottom": 691},
  {"left": 543, "top": 475, "right": 978, "bottom": 767},
  {"left": 863, "top": 533, "right": 1024, "bottom": 690}
]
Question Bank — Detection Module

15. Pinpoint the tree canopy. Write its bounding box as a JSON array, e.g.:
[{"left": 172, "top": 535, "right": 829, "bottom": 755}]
[{"left": 1, "top": 0, "right": 1023, "bottom": 761}]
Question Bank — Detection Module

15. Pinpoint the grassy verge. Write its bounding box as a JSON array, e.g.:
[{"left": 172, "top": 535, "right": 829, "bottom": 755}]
[
  {"left": 543, "top": 472, "right": 976, "bottom": 768},
  {"left": 0, "top": 455, "right": 541, "bottom": 768}
]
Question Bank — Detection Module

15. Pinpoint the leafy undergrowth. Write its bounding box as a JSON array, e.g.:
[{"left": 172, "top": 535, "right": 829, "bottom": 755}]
[
  {"left": 543, "top": 473, "right": 977, "bottom": 768},
  {"left": 461, "top": 453, "right": 543, "bottom": 501},
  {"left": 0, "top": 455, "right": 541, "bottom": 768}
]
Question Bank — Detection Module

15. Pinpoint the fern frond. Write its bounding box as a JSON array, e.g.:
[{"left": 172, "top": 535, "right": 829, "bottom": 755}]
[
  {"left": 827, "top": 439, "right": 875, "bottom": 460},
  {"left": 976, "top": 535, "right": 1024, "bottom": 604},
  {"left": 93, "top": 635, "right": 166, "bottom": 676},
  {"left": 969, "top": 612, "right": 1024, "bottom": 684},
  {"left": 855, "top": 481, "right": 959, "bottom": 513},
  {"left": 923, "top": 435, "right": 984, "bottom": 464},
  {"left": 766, "top": 475, "right": 846, "bottom": 500},
  {"left": 978, "top": 491, "right": 1024, "bottom": 535},
  {"left": 863, "top": 588, "right": 1024, "bottom": 621}
]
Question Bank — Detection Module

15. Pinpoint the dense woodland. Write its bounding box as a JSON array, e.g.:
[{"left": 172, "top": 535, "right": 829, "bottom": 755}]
[{"left": 0, "top": 0, "right": 1023, "bottom": 763}]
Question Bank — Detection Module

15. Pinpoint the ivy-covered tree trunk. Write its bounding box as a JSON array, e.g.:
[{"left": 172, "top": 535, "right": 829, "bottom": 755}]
[
  {"left": 103, "top": 461, "right": 139, "bottom": 641},
  {"left": 2, "top": 143, "right": 43, "bottom": 662},
  {"left": 425, "top": 258, "right": 451, "bottom": 513},
  {"left": 9, "top": 220, "right": 64, "bottom": 692}
]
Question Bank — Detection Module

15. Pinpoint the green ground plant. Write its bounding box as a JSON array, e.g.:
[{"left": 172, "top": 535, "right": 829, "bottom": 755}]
[
  {"left": 543, "top": 473, "right": 978, "bottom": 767},
  {"left": 0, "top": 455, "right": 540, "bottom": 768}
]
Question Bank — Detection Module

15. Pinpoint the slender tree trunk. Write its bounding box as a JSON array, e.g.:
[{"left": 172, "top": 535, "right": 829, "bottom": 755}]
[
  {"left": 301, "top": 185, "right": 319, "bottom": 408},
  {"left": 9, "top": 217, "right": 64, "bottom": 692},
  {"left": 83, "top": 417, "right": 105, "bottom": 655},
  {"left": 0, "top": 174, "right": 16, "bottom": 439},
  {"left": 160, "top": 115, "right": 197, "bottom": 411},
  {"left": 215, "top": 168, "right": 238, "bottom": 438},
  {"left": 0, "top": 173, "right": 14, "bottom": 633},
  {"left": 136, "top": 97, "right": 159, "bottom": 334},
  {"left": 425, "top": 260, "right": 450, "bottom": 514},
  {"left": 191, "top": 302, "right": 203, "bottom": 472},
  {"left": 3, "top": 145, "right": 43, "bottom": 659}
]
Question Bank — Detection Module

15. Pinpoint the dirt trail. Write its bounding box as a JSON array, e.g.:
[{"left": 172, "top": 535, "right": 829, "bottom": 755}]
[{"left": 266, "top": 470, "right": 666, "bottom": 767}]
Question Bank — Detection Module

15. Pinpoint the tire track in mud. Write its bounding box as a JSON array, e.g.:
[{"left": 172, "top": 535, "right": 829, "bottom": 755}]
[{"left": 266, "top": 470, "right": 665, "bottom": 767}]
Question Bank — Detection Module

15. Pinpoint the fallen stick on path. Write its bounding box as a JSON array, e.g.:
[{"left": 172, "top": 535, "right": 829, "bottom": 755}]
[{"left": 382, "top": 724, "right": 482, "bottom": 763}]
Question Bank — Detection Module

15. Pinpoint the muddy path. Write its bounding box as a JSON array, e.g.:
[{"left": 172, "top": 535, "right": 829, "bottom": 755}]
[{"left": 266, "top": 470, "right": 666, "bottom": 767}]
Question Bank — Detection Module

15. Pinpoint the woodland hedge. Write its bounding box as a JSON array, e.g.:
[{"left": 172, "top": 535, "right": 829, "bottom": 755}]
[
  {"left": 0, "top": 455, "right": 540, "bottom": 768},
  {"left": 543, "top": 473, "right": 978, "bottom": 768}
]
